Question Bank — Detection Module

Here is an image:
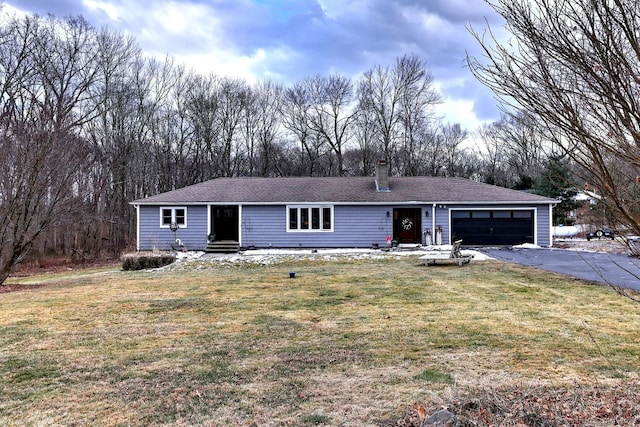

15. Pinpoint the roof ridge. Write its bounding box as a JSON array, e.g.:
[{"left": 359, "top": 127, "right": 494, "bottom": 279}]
[{"left": 131, "top": 175, "right": 557, "bottom": 205}]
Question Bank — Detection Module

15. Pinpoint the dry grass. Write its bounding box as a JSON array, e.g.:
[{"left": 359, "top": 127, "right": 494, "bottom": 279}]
[{"left": 1, "top": 255, "right": 639, "bottom": 426}]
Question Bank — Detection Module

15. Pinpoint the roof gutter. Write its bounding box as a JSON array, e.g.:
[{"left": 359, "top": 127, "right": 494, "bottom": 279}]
[{"left": 130, "top": 200, "right": 557, "bottom": 206}]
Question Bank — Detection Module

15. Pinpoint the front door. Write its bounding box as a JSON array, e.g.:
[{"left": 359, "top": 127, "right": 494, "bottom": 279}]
[
  {"left": 211, "top": 206, "right": 239, "bottom": 241},
  {"left": 394, "top": 208, "right": 421, "bottom": 244}
]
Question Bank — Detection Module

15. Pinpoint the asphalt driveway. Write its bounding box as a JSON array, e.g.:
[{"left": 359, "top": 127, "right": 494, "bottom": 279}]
[{"left": 479, "top": 247, "right": 640, "bottom": 291}]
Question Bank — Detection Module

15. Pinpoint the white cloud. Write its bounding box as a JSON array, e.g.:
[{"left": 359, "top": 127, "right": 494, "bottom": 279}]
[
  {"left": 150, "top": 2, "right": 215, "bottom": 36},
  {"left": 173, "top": 48, "right": 278, "bottom": 83},
  {"left": 436, "top": 98, "right": 485, "bottom": 130},
  {"left": 83, "top": 0, "right": 120, "bottom": 20},
  {"left": 3, "top": 0, "right": 506, "bottom": 132},
  {"left": 1, "top": 2, "right": 29, "bottom": 18}
]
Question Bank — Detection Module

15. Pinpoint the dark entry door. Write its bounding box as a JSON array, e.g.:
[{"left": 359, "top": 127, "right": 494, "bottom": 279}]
[
  {"left": 394, "top": 208, "right": 421, "bottom": 244},
  {"left": 212, "top": 206, "right": 239, "bottom": 241}
]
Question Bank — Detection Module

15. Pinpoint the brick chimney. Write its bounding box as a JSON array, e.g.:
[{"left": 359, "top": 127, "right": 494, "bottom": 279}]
[{"left": 375, "top": 159, "right": 390, "bottom": 192}]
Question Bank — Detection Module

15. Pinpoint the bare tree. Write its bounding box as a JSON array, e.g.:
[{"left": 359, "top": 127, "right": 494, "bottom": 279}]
[
  {"left": 440, "top": 123, "right": 469, "bottom": 177},
  {"left": 468, "top": 0, "right": 640, "bottom": 234},
  {"left": 481, "top": 112, "right": 547, "bottom": 188},
  {"left": 242, "top": 79, "right": 283, "bottom": 176},
  {"left": 281, "top": 82, "right": 329, "bottom": 176},
  {"left": 217, "top": 77, "right": 249, "bottom": 177},
  {"left": 302, "top": 74, "right": 357, "bottom": 176},
  {"left": 396, "top": 55, "right": 443, "bottom": 175},
  {"left": 0, "top": 15, "right": 97, "bottom": 284},
  {"left": 84, "top": 31, "right": 149, "bottom": 254},
  {"left": 358, "top": 54, "right": 441, "bottom": 173},
  {"left": 148, "top": 63, "right": 195, "bottom": 192},
  {"left": 474, "top": 123, "right": 514, "bottom": 186},
  {"left": 408, "top": 122, "right": 469, "bottom": 177},
  {"left": 357, "top": 61, "right": 401, "bottom": 164},
  {"left": 348, "top": 107, "right": 380, "bottom": 176},
  {"left": 182, "top": 73, "right": 221, "bottom": 181}
]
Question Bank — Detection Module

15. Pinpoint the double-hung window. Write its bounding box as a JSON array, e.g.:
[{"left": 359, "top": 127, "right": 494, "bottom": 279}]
[
  {"left": 287, "top": 205, "right": 333, "bottom": 232},
  {"left": 160, "top": 207, "right": 187, "bottom": 228}
]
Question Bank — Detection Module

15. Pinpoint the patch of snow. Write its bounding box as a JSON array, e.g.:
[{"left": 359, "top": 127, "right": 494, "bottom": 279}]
[
  {"left": 161, "top": 246, "right": 491, "bottom": 271},
  {"left": 511, "top": 243, "right": 542, "bottom": 249},
  {"left": 561, "top": 247, "right": 602, "bottom": 254},
  {"left": 465, "top": 251, "right": 492, "bottom": 261},
  {"left": 174, "top": 251, "right": 205, "bottom": 261}
]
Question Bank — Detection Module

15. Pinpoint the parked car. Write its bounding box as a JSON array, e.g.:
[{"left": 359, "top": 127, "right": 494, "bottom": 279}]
[{"left": 586, "top": 228, "right": 615, "bottom": 240}]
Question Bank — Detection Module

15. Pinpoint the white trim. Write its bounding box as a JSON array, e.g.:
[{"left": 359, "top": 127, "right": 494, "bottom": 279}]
[
  {"left": 133, "top": 200, "right": 556, "bottom": 207},
  {"left": 286, "top": 204, "right": 334, "bottom": 232},
  {"left": 238, "top": 205, "right": 243, "bottom": 246},
  {"left": 135, "top": 204, "right": 140, "bottom": 251},
  {"left": 448, "top": 207, "right": 538, "bottom": 245},
  {"left": 159, "top": 206, "right": 188, "bottom": 228},
  {"left": 549, "top": 204, "right": 554, "bottom": 246},
  {"left": 534, "top": 208, "right": 538, "bottom": 245},
  {"left": 431, "top": 203, "right": 436, "bottom": 242}
]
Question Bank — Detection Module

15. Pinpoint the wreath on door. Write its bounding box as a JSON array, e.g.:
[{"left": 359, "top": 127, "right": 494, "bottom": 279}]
[{"left": 401, "top": 218, "right": 413, "bottom": 230}]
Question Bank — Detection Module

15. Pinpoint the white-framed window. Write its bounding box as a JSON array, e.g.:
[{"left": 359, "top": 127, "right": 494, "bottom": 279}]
[
  {"left": 160, "top": 207, "right": 187, "bottom": 228},
  {"left": 287, "top": 205, "right": 333, "bottom": 232}
]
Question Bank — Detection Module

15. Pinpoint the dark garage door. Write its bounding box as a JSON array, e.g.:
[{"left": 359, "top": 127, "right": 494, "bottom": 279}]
[{"left": 451, "top": 210, "right": 534, "bottom": 246}]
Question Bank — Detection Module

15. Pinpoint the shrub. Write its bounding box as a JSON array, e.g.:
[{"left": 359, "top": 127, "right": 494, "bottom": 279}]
[{"left": 121, "top": 253, "right": 176, "bottom": 271}]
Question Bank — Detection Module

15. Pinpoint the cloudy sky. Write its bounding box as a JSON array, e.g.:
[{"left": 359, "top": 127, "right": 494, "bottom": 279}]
[{"left": 3, "top": 0, "right": 506, "bottom": 132}]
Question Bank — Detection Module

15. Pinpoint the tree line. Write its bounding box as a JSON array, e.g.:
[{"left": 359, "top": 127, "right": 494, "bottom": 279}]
[{"left": 0, "top": 11, "right": 568, "bottom": 282}]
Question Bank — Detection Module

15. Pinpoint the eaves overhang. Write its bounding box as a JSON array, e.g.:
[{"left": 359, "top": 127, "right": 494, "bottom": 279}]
[{"left": 131, "top": 199, "right": 557, "bottom": 206}]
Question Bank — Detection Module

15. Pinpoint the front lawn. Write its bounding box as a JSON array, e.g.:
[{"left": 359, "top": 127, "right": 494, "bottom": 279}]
[{"left": 1, "top": 255, "right": 639, "bottom": 425}]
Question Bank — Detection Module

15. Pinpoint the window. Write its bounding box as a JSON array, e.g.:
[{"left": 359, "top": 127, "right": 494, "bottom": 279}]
[
  {"left": 301, "top": 208, "right": 309, "bottom": 229},
  {"left": 322, "top": 207, "right": 331, "bottom": 229},
  {"left": 513, "top": 210, "right": 533, "bottom": 219},
  {"left": 160, "top": 207, "right": 187, "bottom": 228},
  {"left": 287, "top": 205, "right": 333, "bottom": 232},
  {"left": 451, "top": 210, "right": 471, "bottom": 219},
  {"left": 311, "top": 207, "right": 320, "bottom": 229},
  {"left": 289, "top": 208, "right": 298, "bottom": 230},
  {"left": 493, "top": 211, "right": 512, "bottom": 219},
  {"left": 472, "top": 211, "right": 491, "bottom": 218}
]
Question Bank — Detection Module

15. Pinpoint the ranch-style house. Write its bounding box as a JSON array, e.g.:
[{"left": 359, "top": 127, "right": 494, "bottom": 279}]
[{"left": 131, "top": 161, "right": 556, "bottom": 252}]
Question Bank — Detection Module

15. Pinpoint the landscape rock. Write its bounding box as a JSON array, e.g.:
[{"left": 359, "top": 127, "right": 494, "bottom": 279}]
[{"left": 422, "top": 409, "right": 455, "bottom": 426}]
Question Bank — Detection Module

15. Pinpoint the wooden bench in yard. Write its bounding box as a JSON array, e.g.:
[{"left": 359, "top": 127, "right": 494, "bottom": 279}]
[{"left": 419, "top": 240, "right": 472, "bottom": 266}]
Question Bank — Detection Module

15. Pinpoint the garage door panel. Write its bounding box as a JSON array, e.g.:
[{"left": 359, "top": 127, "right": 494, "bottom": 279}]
[{"left": 452, "top": 210, "right": 534, "bottom": 246}]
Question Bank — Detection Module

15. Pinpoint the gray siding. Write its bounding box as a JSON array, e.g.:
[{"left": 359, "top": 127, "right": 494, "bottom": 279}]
[
  {"left": 138, "top": 205, "right": 208, "bottom": 251},
  {"left": 535, "top": 204, "right": 552, "bottom": 246},
  {"left": 434, "top": 206, "right": 450, "bottom": 244},
  {"left": 136, "top": 202, "right": 553, "bottom": 250},
  {"left": 242, "top": 205, "right": 395, "bottom": 248}
]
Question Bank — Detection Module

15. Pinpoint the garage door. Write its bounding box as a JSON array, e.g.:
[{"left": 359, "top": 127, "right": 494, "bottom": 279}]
[{"left": 451, "top": 210, "right": 534, "bottom": 246}]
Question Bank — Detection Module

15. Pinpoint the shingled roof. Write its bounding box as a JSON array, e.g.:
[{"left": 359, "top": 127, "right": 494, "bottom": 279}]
[{"left": 131, "top": 177, "right": 556, "bottom": 205}]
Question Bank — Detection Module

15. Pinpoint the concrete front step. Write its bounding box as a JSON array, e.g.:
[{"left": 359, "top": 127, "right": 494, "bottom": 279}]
[{"left": 205, "top": 240, "right": 240, "bottom": 253}]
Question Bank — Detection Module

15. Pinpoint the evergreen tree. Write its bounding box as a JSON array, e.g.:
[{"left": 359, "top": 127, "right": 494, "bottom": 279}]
[{"left": 534, "top": 155, "right": 578, "bottom": 225}]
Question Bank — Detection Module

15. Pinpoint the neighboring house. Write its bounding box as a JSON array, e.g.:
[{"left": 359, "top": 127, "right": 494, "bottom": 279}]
[
  {"left": 571, "top": 190, "right": 602, "bottom": 224},
  {"left": 130, "top": 161, "right": 556, "bottom": 252}
]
